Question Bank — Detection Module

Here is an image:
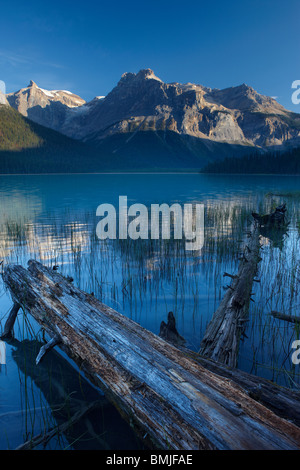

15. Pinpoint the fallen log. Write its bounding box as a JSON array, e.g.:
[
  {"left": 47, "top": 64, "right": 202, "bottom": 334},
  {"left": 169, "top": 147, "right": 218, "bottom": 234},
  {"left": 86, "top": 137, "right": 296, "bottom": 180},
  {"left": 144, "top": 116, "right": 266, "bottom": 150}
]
[
  {"left": 159, "top": 321, "right": 300, "bottom": 428},
  {"left": 178, "top": 349, "right": 300, "bottom": 428},
  {"left": 199, "top": 226, "right": 262, "bottom": 367},
  {"left": 2, "top": 260, "right": 300, "bottom": 450}
]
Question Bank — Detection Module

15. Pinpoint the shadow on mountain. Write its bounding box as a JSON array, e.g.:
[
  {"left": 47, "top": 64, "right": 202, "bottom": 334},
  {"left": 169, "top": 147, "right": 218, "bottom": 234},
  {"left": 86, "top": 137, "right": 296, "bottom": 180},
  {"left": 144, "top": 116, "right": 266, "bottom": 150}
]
[
  {"left": 0, "top": 129, "right": 255, "bottom": 173},
  {"left": 84, "top": 130, "right": 254, "bottom": 171}
]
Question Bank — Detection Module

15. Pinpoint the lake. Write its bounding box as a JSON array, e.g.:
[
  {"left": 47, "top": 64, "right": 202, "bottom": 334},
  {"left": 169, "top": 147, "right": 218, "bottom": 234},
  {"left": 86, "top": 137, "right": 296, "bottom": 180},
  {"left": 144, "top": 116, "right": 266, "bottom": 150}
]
[{"left": 0, "top": 173, "right": 299, "bottom": 449}]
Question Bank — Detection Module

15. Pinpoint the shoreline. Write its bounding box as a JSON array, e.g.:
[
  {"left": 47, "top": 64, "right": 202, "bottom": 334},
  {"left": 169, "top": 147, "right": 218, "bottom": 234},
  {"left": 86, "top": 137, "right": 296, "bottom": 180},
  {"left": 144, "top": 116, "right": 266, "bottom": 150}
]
[{"left": 0, "top": 172, "right": 300, "bottom": 176}]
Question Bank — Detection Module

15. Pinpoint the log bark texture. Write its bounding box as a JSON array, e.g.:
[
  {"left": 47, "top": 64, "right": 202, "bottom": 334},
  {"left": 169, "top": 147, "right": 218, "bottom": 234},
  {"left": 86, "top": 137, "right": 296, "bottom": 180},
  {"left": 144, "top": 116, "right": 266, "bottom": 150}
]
[
  {"left": 199, "top": 226, "right": 261, "bottom": 366},
  {"left": 179, "top": 351, "right": 300, "bottom": 428},
  {"left": 3, "top": 260, "right": 300, "bottom": 450}
]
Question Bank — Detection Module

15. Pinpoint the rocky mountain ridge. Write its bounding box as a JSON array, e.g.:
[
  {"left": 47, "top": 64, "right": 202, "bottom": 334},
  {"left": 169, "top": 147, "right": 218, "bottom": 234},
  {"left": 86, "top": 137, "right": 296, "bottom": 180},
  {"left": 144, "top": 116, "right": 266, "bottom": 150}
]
[
  {"left": 6, "top": 81, "right": 86, "bottom": 131},
  {"left": 5, "top": 69, "right": 300, "bottom": 155}
]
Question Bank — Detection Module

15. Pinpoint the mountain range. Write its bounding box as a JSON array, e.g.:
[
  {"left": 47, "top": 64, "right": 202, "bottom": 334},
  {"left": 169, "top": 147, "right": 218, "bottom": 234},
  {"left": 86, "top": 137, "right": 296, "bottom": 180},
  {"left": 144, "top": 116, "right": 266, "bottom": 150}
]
[{"left": 1, "top": 69, "right": 300, "bottom": 172}]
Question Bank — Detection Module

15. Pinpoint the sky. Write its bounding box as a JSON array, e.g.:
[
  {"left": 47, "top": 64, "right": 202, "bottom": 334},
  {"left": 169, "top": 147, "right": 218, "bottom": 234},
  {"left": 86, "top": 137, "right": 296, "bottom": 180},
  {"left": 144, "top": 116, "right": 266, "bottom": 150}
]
[{"left": 0, "top": 0, "right": 299, "bottom": 111}]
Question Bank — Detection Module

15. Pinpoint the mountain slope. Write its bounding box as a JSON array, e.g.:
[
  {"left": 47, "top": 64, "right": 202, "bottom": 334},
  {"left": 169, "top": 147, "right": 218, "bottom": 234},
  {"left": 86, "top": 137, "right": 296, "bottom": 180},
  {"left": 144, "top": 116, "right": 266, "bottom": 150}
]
[
  {"left": 0, "top": 104, "right": 44, "bottom": 150},
  {"left": 0, "top": 105, "right": 110, "bottom": 173},
  {"left": 92, "top": 129, "right": 254, "bottom": 170}
]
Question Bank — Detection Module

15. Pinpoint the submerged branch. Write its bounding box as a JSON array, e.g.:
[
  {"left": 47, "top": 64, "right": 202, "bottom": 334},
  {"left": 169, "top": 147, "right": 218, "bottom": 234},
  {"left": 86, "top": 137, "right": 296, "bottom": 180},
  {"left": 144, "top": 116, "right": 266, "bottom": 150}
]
[
  {"left": 271, "top": 311, "right": 300, "bottom": 324},
  {"left": 16, "top": 400, "right": 102, "bottom": 450}
]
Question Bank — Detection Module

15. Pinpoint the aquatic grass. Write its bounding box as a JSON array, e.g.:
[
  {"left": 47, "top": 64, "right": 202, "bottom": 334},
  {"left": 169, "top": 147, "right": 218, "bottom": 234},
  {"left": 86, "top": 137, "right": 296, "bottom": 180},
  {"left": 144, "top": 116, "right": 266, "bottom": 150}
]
[{"left": 238, "top": 195, "right": 300, "bottom": 386}]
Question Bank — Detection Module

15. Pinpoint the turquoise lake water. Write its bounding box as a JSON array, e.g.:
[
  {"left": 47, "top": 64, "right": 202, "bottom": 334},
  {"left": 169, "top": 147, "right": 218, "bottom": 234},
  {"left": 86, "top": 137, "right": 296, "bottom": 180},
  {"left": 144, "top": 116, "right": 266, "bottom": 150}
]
[{"left": 0, "top": 173, "right": 299, "bottom": 449}]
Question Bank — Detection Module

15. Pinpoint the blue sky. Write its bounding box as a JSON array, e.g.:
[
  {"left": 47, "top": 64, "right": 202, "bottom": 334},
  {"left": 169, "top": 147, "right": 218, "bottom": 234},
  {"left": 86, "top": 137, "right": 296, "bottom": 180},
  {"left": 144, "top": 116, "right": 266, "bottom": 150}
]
[{"left": 0, "top": 0, "right": 299, "bottom": 111}]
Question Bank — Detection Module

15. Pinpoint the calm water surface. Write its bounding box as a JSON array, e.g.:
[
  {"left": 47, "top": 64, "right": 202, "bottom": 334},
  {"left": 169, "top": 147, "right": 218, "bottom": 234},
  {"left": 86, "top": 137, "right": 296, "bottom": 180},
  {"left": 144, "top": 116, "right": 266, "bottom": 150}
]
[{"left": 0, "top": 173, "right": 299, "bottom": 449}]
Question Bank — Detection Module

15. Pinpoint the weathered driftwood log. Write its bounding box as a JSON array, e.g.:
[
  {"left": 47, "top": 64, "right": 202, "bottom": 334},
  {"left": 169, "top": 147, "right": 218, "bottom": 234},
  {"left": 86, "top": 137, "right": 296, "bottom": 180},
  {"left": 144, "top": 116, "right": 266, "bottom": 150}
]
[
  {"left": 199, "top": 226, "right": 262, "bottom": 367},
  {"left": 180, "top": 350, "right": 300, "bottom": 428},
  {"left": 271, "top": 311, "right": 300, "bottom": 324},
  {"left": 2, "top": 260, "right": 300, "bottom": 450},
  {"left": 161, "top": 317, "right": 300, "bottom": 428}
]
